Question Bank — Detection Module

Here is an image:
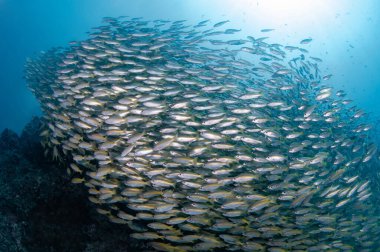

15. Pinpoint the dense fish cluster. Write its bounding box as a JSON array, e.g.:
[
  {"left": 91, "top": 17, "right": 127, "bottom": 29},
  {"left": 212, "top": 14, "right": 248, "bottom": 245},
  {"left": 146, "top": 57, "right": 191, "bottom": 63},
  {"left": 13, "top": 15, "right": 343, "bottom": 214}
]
[{"left": 25, "top": 17, "right": 380, "bottom": 251}]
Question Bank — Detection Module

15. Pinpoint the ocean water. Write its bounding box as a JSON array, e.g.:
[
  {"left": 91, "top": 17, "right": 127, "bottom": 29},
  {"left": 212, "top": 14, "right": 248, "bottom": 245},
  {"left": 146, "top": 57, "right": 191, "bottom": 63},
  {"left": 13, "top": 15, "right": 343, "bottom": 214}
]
[
  {"left": 2, "top": 1, "right": 380, "bottom": 251},
  {"left": 0, "top": 0, "right": 379, "bottom": 135}
]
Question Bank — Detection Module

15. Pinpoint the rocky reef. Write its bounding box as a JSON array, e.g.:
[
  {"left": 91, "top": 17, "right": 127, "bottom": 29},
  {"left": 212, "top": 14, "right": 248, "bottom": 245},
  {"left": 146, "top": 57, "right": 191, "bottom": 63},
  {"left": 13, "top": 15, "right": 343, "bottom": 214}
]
[{"left": 0, "top": 117, "right": 145, "bottom": 252}]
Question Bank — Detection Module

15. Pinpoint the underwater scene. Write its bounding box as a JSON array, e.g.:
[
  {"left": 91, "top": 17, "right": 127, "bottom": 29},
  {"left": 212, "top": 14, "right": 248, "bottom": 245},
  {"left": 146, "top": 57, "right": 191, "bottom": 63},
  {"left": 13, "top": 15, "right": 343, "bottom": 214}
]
[{"left": 1, "top": 0, "right": 380, "bottom": 251}]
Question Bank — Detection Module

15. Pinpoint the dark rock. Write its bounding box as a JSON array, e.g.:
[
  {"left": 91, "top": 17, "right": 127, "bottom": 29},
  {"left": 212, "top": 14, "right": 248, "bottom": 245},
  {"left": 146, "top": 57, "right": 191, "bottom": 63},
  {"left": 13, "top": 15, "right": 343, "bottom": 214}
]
[
  {"left": 0, "top": 117, "right": 143, "bottom": 252},
  {"left": 0, "top": 214, "right": 25, "bottom": 252},
  {"left": 0, "top": 128, "right": 20, "bottom": 152},
  {"left": 19, "top": 116, "right": 45, "bottom": 164}
]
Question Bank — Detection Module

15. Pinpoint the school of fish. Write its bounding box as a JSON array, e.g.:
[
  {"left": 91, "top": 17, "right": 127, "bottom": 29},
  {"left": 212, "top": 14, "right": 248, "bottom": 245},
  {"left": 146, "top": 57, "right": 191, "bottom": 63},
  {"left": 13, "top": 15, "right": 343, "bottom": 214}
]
[{"left": 25, "top": 17, "right": 380, "bottom": 251}]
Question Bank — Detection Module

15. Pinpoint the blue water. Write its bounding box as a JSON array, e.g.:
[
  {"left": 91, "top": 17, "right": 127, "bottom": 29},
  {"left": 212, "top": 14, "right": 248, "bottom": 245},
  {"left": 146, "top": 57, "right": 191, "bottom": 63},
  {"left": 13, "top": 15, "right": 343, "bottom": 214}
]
[{"left": 0, "top": 0, "right": 379, "bottom": 135}]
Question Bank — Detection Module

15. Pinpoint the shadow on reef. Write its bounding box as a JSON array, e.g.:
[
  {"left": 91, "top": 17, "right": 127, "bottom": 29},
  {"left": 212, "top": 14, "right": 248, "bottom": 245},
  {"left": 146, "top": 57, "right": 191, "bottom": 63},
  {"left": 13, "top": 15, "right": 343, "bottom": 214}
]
[{"left": 0, "top": 117, "right": 147, "bottom": 252}]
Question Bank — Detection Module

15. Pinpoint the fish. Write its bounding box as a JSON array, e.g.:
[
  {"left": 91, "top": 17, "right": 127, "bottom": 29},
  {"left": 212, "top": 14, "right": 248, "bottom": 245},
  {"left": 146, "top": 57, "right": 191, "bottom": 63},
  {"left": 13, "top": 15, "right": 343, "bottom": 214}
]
[
  {"left": 300, "top": 38, "right": 313, "bottom": 44},
  {"left": 260, "top": 28, "right": 275, "bottom": 32},
  {"left": 213, "top": 20, "right": 229, "bottom": 27},
  {"left": 25, "top": 16, "right": 380, "bottom": 252}
]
